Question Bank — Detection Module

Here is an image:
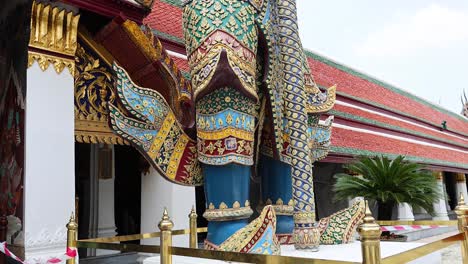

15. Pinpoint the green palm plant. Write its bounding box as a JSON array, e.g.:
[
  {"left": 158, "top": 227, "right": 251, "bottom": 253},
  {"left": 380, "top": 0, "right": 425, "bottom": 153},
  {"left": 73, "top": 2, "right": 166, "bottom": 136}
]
[{"left": 333, "top": 155, "right": 441, "bottom": 220}]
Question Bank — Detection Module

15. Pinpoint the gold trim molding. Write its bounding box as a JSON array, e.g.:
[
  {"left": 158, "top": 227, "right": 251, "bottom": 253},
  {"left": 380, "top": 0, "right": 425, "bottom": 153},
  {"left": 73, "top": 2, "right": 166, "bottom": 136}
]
[
  {"left": 263, "top": 198, "right": 295, "bottom": 216},
  {"left": 28, "top": 1, "right": 80, "bottom": 75},
  {"left": 122, "top": 20, "right": 162, "bottom": 62},
  {"left": 28, "top": 51, "right": 75, "bottom": 74},
  {"left": 75, "top": 116, "right": 129, "bottom": 145},
  {"left": 203, "top": 207, "right": 253, "bottom": 221}
]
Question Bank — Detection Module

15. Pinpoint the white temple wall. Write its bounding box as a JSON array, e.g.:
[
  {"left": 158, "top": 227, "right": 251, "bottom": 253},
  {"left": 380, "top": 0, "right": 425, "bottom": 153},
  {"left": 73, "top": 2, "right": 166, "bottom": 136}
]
[
  {"left": 141, "top": 167, "right": 195, "bottom": 247},
  {"left": 24, "top": 63, "right": 75, "bottom": 261}
]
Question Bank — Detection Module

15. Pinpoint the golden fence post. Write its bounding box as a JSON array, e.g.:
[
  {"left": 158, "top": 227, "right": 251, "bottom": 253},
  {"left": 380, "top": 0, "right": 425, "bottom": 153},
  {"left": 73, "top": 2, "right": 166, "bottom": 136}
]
[
  {"left": 357, "top": 201, "right": 381, "bottom": 264},
  {"left": 189, "top": 206, "right": 198, "bottom": 248},
  {"left": 455, "top": 193, "right": 468, "bottom": 262},
  {"left": 159, "top": 208, "right": 174, "bottom": 264},
  {"left": 66, "top": 212, "right": 78, "bottom": 264}
]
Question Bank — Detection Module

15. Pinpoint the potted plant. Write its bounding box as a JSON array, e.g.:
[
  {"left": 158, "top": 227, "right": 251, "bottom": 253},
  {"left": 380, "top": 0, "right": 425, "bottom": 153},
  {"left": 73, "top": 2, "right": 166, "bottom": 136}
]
[{"left": 333, "top": 155, "right": 441, "bottom": 221}]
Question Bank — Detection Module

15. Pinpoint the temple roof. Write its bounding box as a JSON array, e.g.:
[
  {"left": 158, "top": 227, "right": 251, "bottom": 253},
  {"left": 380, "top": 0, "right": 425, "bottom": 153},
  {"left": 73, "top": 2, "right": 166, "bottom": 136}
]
[{"left": 61, "top": 0, "right": 156, "bottom": 23}]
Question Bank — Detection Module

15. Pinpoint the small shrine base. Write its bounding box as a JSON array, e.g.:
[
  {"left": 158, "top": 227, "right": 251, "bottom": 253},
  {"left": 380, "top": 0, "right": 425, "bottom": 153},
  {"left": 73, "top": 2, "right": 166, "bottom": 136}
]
[{"left": 142, "top": 242, "right": 441, "bottom": 264}]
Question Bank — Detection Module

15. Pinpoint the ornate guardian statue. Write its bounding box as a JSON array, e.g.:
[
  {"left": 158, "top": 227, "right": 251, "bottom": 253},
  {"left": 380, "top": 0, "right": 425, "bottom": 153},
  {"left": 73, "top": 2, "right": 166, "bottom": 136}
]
[
  {"left": 182, "top": 0, "right": 335, "bottom": 250},
  {"left": 108, "top": 0, "right": 336, "bottom": 252}
]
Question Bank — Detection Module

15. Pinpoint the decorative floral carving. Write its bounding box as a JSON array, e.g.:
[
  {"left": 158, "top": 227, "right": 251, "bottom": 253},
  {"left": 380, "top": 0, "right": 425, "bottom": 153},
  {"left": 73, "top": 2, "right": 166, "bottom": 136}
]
[
  {"left": 24, "top": 228, "right": 67, "bottom": 249},
  {"left": 28, "top": 52, "right": 75, "bottom": 75},
  {"left": 74, "top": 43, "right": 116, "bottom": 121},
  {"left": 74, "top": 42, "right": 129, "bottom": 145}
]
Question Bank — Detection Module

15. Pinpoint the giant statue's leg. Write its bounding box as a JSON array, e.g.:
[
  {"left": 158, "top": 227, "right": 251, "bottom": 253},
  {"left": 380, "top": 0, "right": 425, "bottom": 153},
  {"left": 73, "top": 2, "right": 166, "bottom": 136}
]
[
  {"left": 196, "top": 88, "right": 257, "bottom": 247},
  {"left": 259, "top": 154, "right": 294, "bottom": 244},
  {"left": 203, "top": 164, "right": 251, "bottom": 245},
  {"left": 183, "top": 0, "right": 260, "bottom": 247}
]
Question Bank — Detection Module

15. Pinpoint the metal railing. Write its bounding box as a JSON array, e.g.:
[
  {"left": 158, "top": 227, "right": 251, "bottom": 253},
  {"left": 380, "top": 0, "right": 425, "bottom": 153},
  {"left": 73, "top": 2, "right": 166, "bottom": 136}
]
[{"left": 65, "top": 197, "right": 468, "bottom": 264}]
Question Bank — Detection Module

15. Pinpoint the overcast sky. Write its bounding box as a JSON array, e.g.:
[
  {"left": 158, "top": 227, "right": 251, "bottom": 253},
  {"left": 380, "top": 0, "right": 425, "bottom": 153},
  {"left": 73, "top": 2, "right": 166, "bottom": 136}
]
[{"left": 297, "top": 0, "right": 468, "bottom": 115}]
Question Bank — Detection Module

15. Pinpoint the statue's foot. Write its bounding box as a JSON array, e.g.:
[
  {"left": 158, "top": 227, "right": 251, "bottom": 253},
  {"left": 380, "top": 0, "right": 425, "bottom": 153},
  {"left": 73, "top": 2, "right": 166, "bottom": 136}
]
[
  {"left": 205, "top": 205, "right": 280, "bottom": 255},
  {"left": 292, "top": 211, "right": 320, "bottom": 251},
  {"left": 293, "top": 226, "right": 321, "bottom": 251}
]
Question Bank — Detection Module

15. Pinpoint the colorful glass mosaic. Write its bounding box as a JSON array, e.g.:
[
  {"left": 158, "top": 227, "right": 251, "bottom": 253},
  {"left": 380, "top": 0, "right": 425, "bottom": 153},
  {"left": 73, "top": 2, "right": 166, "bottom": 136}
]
[
  {"left": 212, "top": 205, "right": 281, "bottom": 254},
  {"left": 317, "top": 200, "right": 366, "bottom": 245},
  {"left": 108, "top": 63, "right": 202, "bottom": 185},
  {"left": 196, "top": 87, "right": 257, "bottom": 165}
]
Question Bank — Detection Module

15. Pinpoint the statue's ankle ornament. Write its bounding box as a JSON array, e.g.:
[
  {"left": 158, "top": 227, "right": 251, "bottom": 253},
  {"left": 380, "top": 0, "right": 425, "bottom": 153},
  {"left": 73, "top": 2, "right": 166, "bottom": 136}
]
[{"left": 293, "top": 212, "right": 320, "bottom": 251}]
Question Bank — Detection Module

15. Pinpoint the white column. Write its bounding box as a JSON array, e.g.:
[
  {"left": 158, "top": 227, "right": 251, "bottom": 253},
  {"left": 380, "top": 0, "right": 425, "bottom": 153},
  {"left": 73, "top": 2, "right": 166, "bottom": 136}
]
[
  {"left": 141, "top": 167, "right": 195, "bottom": 247},
  {"left": 432, "top": 172, "right": 449, "bottom": 221},
  {"left": 456, "top": 173, "right": 468, "bottom": 202},
  {"left": 24, "top": 63, "right": 75, "bottom": 262},
  {"left": 96, "top": 145, "right": 117, "bottom": 256},
  {"left": 96, "top": 145, "right": 117, "bottom": 238},
  {"left": 97, "top": 175, "right": 117, "bottom": 237},
  {"left": 397, "top": 203, "right": 415, "bottom": 221}
]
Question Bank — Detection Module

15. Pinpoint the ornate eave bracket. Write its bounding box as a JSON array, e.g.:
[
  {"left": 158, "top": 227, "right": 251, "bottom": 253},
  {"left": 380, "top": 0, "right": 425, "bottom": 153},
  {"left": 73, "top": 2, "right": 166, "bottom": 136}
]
[
  {"left": 306, "top": 85, "right": 337, "bottom": 114},
  {"left": 74, "top": 37, "right": 129, "bottom": 146},
  {"left": 75, "top": 115, "right": 129, "bottom": 145},
  {"left": 28, "top": 1, "right": 80, "bottom": 75}
]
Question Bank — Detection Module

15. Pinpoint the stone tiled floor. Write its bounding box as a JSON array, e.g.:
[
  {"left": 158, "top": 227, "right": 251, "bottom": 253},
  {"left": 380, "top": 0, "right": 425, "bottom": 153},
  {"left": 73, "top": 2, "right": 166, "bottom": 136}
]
[
  {"left": 441, "top": 243, "right": 462, "bottom": 264},
  {"left": 415, "top": 231, "right": 462, "bottom": 263}
]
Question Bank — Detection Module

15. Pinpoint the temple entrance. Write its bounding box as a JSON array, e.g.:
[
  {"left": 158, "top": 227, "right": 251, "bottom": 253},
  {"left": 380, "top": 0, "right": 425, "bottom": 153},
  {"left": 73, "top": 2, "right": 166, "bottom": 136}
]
[
  {"left": 75, "top": 143, "right": 142, "bottom": 258},
  {"left": 313, "top": 162, "right": 349, "bottom": 219},
  {"left": 444, "top": 172, "right": 457, "bottom": 211}
]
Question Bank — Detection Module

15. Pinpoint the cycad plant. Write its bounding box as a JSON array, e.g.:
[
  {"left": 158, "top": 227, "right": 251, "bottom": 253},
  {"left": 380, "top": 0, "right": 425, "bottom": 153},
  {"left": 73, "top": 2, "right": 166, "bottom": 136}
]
[{"left": 333, "top": 155, "right": 441, "bottom": 220}]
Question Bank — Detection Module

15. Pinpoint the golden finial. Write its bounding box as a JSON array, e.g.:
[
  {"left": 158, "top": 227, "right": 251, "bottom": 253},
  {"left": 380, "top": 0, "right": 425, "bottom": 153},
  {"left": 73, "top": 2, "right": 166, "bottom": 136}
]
[
  {"left": 189, "top": 205, "right": 197, "bottom": 218},
  {"left": 363, "top": 200, "right": 375, "bottom": 224},
  {"left": 189, "top": 205, "right": 198, "bottom": 248},
  {"left": 358, "top": 200, "right": 380, "bottom": 236},
  {"left": 455, "top": 193, "right": 468, "bottom": 236},
  {"left": 459, "top": 193, "right": 466, "bottom": 206},
  {"left": 66, "top": 211, "right": 78, "bottom": 230},
  {"left": 158, "top": 207, "right": 174, "bottom": 231},
  {"left": 455, "top": 193, "right": 468, "bottom": 213}
]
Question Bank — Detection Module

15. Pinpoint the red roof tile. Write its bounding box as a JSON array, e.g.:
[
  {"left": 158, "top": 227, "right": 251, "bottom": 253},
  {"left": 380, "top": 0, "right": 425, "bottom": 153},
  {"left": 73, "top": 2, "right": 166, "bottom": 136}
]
[
  {"left": 309, "top": 57, "right": 468, "bottom": 135},
  {"left": 144, "top": 0, "right": 184, "bottom": 39},
  {"left": 331, "top": 127, "right": 468, "bottom": 166}
]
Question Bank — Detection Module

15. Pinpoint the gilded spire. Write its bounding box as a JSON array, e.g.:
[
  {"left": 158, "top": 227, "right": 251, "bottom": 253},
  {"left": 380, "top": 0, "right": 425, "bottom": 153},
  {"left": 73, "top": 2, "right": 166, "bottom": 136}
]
[
  {"left": 158, "top": 207, "right": 174, "bottom": 231},
  {"left": 66, "top": 211, "right": 78, "bottom": 230},
  {"left": 363, "top": 201, "right": 375, "bottom": 224},
  {"left": 459, "top": 193, "right": 466, "bottom": 206}
]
